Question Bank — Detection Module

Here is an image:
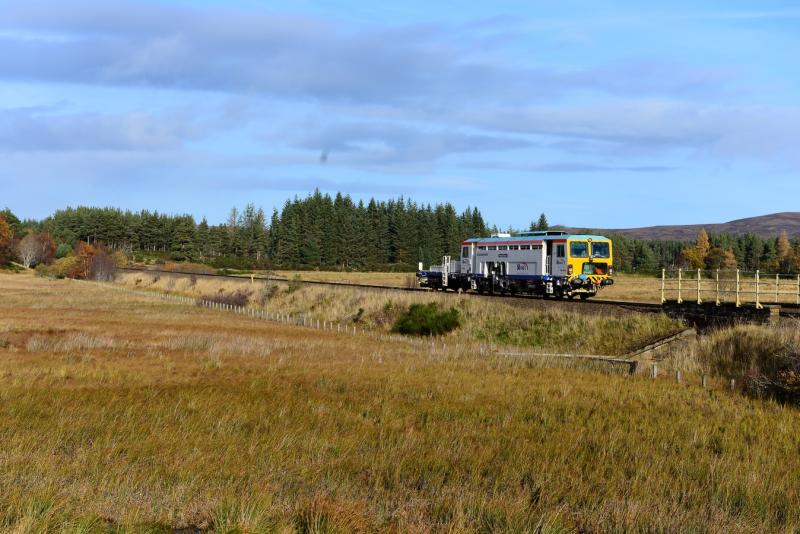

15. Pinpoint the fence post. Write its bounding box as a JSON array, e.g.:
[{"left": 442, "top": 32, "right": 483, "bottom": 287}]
[
  {"left": 715, "top": 269, "right": 720, "bottom": 306},
  {"left": 755, "top": 270, "right": 761, "bottom": 309},
  {"left": 651, "top": 363, "right": 658, "bottom": 379},
  {"left": 696, "top": 269, "right": 702, "bottom": 304},
  {"left": 776, "top": 273, "right": 780, "bottom": 304},
  {"left": 661, "top": 268, "right": 666, "bottom": 303},
  {"left": 677, "top": 269, "right": 683, "bottom": 304},
  {"left": 797, "top": 274, "right": 800, "bottom": 306},
  {"left": 736, "top": 269, "right": 741, "bottom": 307},
  {"left": 730, "top": 378, "right": 736, "bottom": 392},
  {"left": 701, "top": 374, "right": 707, "bottom": 388},
  {"left": 675, "top": 370, "right": 681, "bottom": 384}
]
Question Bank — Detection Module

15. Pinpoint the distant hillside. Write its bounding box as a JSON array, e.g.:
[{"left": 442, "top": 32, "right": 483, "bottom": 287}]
[{"left": 557, "top": 212, "right": 800, "bottom": 241}]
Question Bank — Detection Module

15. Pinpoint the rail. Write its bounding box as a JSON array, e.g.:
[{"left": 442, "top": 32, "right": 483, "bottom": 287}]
[
  {"left": 661, "top": 268, "right": 800, "bottom": 309},
  {"left": 117, "top": 266, "right": 663, "bottom": 312}
]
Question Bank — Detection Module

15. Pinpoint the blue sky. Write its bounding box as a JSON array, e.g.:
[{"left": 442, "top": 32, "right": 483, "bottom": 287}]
[{"left": 1, "top": 0, "right": 799, "bottom": 228}]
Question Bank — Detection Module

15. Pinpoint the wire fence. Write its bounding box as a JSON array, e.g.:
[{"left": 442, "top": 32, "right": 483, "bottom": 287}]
[{"left": 661, "top": 269, "right": 800, "bottom": 308}]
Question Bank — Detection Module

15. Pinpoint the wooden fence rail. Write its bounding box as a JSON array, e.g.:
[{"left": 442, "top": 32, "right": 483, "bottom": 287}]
[{"left": 662, "top": 268, "right": 800, "bottom": 308}]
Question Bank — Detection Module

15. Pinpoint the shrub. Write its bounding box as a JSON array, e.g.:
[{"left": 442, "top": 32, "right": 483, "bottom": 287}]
[
  {"left": 287, "top": 275, "right": 303, "bottom": 294},
  {"left": 255, "top": 284, "right": 280, "bottom": 306},
  {"left": 36, "top": 256, "right": 80, "bottom": 279},
  {"left": 699, "top": 326, "right": 800, "bottom": 405},
  {"left": 112, "top": 251, "right": 128, "bottom": 268},
  {"left": 392, "top": 303, "right": 461, "bottom": 337},
  {"left": 201, "top": 290, "right": 252, "bottom": 307}
]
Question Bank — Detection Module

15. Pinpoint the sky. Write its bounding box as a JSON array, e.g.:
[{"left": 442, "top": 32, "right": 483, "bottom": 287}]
[{"left": 1, "top": 0, "right": 799, "bottom": 229}]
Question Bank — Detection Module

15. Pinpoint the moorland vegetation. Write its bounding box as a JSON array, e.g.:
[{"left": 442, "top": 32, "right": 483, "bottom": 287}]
[{"left": 1, "top": 272, "right": 800, "bottom": 532}]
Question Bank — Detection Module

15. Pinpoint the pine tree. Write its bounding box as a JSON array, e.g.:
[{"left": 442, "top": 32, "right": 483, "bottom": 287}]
[
  {"left": 196, "top": 218, "right": 210, "bottom": 260},
  {"left": 530, "top": 213, "right": 549, "bottom": 231},
  {"left": 170, "top": 216, "right": 197, "bottom": 262}
]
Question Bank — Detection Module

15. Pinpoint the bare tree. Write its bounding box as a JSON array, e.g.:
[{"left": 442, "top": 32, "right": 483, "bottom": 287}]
[
  {"left": 37, "top": 233, "right": 56, "bottom": 266},
  {"left": 17, "top": 234, "right": 39, "bottom": 268},
  {"left": 88, "top": 246, "right": 117, "bottom": 281},
  {"left": 17, "top": 232, "right": 57, "bottom": 268}
]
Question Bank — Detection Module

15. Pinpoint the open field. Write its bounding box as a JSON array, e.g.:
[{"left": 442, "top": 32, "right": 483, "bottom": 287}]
[
  {"left": 2, "top": 272, "right": 800, "bottom": 531},
  {"left": 116, "top": 271, "right": 678, "bottom": 356}
]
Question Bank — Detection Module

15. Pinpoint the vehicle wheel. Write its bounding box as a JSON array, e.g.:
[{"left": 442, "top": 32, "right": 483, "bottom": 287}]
[{"left": 580, "top": 293, "right": 591, "bottom": 300}]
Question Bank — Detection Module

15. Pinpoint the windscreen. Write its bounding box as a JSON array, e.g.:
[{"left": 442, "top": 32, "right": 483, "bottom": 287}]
[
  {"left": 570, "top": 242, "right": 589, "bottom": 258},
  {"left": 591, "top": 242, "right": 610, "bottom": 258}
]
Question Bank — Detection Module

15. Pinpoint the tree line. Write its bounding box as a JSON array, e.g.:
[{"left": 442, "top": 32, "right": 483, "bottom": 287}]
[
  {"left": 609, "top": 228, "right": 800, "bottom": 273},
  {"left": 5, "top": 192, "right": 488, "bottom": 270},
  {"left": 3, "top": 195, "right": 800, "bottom": 274}
]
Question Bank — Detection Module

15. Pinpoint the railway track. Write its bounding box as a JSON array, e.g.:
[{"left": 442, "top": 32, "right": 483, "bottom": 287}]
[{"left": 117, "top": 267, "right": 664, "bottom": 313}]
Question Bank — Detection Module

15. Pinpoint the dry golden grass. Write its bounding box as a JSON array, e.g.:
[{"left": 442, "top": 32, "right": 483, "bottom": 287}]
[
  {"left": 116, "top": 271, "right": 678, "bottom": 356},
  {"left": 271, "top": 270, "right": 416, "bottom": 287},
  {"left": 3, "top": 272, "right": 800, "bottom": 532},
  {"left": 597, "top": 273, "right": 662, "bottom": 303}
]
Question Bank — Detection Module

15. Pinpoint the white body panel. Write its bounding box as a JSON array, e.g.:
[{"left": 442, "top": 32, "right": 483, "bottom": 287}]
[{"left": 470, "top": 241, "right": 546, "bottom": 278}]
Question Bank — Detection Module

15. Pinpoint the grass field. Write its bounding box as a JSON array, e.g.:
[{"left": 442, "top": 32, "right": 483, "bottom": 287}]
[
  {"left": 115, "top": 271, "right": 679, "bottom": 356},
  {"left": 2, "top": 272, "right": 800, "bottom": 532}
]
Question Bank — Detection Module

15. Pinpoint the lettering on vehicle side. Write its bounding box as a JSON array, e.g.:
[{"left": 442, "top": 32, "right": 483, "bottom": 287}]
[{"left": 515, "top": 263, "right": 529, "bottom": 271}]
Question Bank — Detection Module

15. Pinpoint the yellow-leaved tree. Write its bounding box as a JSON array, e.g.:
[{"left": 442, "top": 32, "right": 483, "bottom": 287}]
[
  {"left": 680, "top": 229, "right": 711, "bottom": 269},
  {"left": 776, "top": 231, "right": 792, "bottom": 272}
]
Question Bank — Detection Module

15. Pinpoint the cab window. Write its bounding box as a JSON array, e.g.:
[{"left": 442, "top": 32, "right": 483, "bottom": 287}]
[
  {"left": 570, "top": 242, "right": 589, "bottom": 258},
  {"left": 591, "top": 242, "right": 610, "bottom": 258},
  {"left": 556, "top": 244, "right": 565, "bottom": 258},
  {"left": 462, "top": 246, "right": 469, "bottom": 258},
  {"left": 583, "top": 263, "right": 608, "bottom": 275}
]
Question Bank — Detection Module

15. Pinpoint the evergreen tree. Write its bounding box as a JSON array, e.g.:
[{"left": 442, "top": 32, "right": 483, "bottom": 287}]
[
  {"left": 196, "top": 218, "right": 210, "bottom": 259},
  {"left": 530, "top": 213, "right": 549, "bottom": 231},
  {"left": 170, "top": 216, "right": 197, "bottom": 261}
]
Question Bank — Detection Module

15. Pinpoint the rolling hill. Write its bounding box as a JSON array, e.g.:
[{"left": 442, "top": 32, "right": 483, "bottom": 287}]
[{"left": 558, "top": 212, "right": 800, "bottom": 241}]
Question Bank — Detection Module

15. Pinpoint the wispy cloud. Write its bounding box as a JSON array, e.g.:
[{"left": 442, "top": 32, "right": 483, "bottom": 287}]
[{"left": 466, "top": 161, "right": 675, "bottom": 173}]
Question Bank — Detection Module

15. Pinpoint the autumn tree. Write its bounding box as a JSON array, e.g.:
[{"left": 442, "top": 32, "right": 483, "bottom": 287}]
[
  {"left": 705, "top": 247, "right": 738, "bottom": 270},
  {"left": 776, "top": 231, "right": 792, "bottom": 272},
  {"left": 680, "top": 228, "right": 711, "bottom": 269},
  {"left": 70, "top": 242, "right": 96, "bottom": 279},
  {"left": 0, "top": 216, "right": 13, "bottom": 265}
]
